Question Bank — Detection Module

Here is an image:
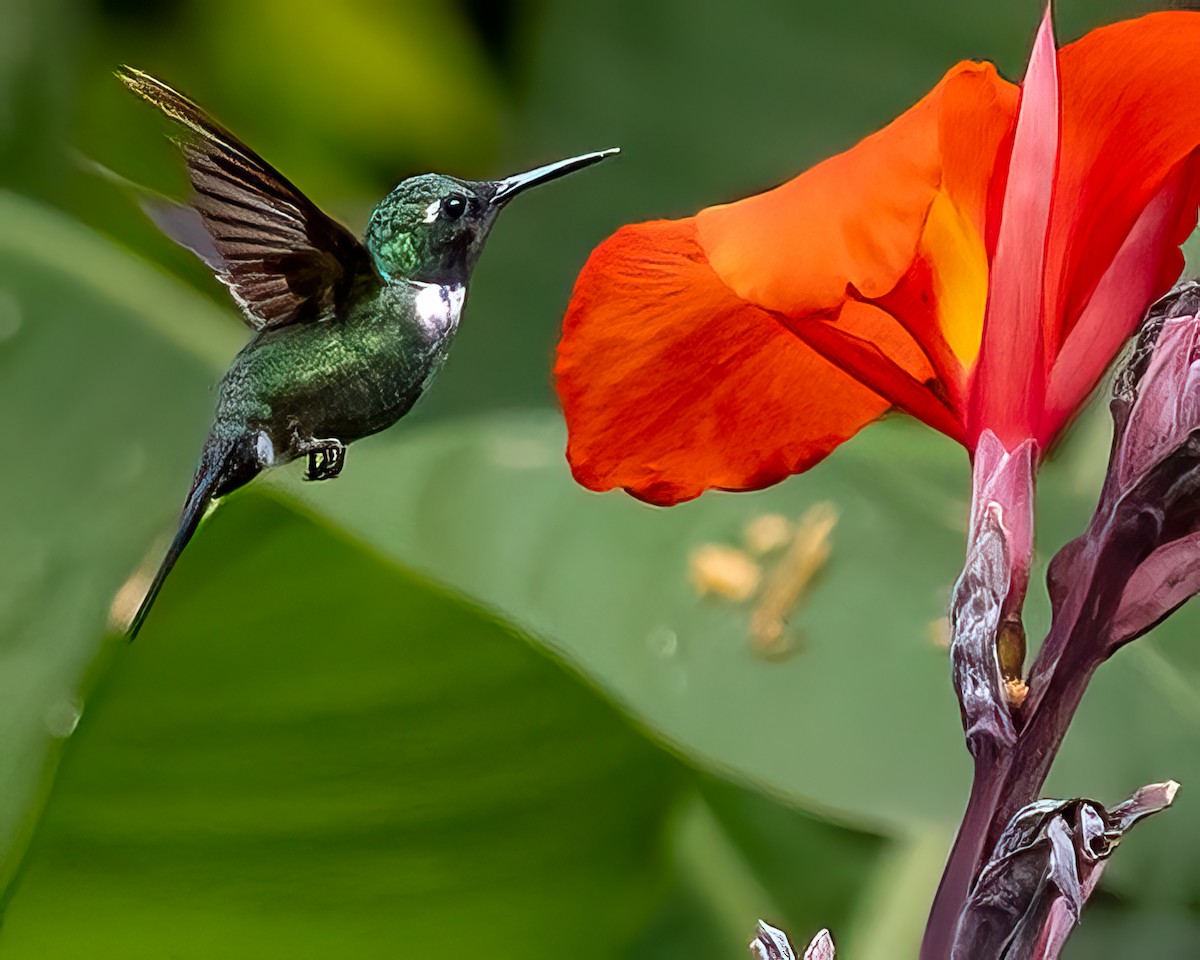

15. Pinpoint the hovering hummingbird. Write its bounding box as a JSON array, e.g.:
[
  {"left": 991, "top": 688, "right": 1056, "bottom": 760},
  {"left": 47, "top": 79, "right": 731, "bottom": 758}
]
[{"left": 118, "top": 68, "right": 617, "bottom": 638}]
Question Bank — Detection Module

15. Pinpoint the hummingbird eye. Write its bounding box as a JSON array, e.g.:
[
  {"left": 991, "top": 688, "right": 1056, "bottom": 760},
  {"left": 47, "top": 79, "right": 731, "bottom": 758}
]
[{"left": 442, "top": 195, "right": 467, "bottom": 220}]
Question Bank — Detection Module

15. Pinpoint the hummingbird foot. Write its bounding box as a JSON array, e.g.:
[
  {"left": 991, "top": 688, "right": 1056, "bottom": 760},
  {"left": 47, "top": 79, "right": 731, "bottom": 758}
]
[{"left": 302, "top": 439, "right": 346, "bottom": 481}]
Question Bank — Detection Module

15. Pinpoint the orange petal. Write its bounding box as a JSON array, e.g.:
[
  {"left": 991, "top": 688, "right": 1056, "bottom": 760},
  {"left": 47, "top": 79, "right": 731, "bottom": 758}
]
[
  {"left": 555, "top": 219, "right": 896, "bottom": 505},
  {"left": 695, "top": 61, "right": 1014, "bottom": 396},
  {"left": 556, "top": 61, "right": 1021, "bottom": 501},
  {"left": 1049, "top": 12, "right": 1200, "bottom": 348},
  {"left": 777, "top": 302, "right": 963, "bottom": 442},
  {"left": 938, "top": 63, "right": 1019, "bottom": 247},
  {"left": 866, "top": 69, "right": 1018, "bottom": 410}
]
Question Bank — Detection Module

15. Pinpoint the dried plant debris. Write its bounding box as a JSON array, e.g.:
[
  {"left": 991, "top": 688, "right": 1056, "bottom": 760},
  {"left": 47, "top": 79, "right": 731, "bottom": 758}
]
[
  {"left": 744, "top": 513, "right": 795, "bottom": 555},
  {"left": 688, "top": 503, "right": 838, "bottom": 658},
  {"left": 952, "top": 781, "right": 1179, "bottom": 960},
  {"left": 688, "top": 544, "right": 762, "bottom": 601},
  {"left": 750, "top": 502, "right": 839, "bottom": 657},
  {"left": 750, "top": 921, "right": 797, "bottom": 960},
  {"left": 749, "top": 922, "right": 835, "bottom": 960},
  {"left": 951, "top": 502, "right": 1020, "bottom": 754}
]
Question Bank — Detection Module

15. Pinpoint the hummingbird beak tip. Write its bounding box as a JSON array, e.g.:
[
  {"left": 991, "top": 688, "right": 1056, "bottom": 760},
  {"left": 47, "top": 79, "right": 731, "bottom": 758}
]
[{"left": 491, "top": 148, "right": 621, "bottom": 205}]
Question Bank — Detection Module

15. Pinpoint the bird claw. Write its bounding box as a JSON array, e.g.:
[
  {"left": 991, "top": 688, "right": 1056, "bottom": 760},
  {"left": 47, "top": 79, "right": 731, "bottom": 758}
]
[{"left": 303, "top": 440, "right": 346, "bottom": 481}]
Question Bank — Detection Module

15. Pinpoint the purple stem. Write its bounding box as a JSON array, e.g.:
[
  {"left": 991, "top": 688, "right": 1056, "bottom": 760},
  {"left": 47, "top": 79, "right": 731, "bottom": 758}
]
[
  {"left": 920, "top": 657, "right": 1101, "bottom": 959},
  {"left": 924, "top": 299, "right": 1200, "bottom": 958},
  {"left": 922, "top": 750, "right": 1005, "bottom": 958},
  {"left": 922, "top": 496, "right": 1139, "bottom": 959}
]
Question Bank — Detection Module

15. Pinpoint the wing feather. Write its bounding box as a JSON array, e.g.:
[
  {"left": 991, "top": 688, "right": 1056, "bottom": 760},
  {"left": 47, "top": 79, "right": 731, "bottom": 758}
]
[{"left": 119, "top": 67, "right": 376, "bottom": 331}]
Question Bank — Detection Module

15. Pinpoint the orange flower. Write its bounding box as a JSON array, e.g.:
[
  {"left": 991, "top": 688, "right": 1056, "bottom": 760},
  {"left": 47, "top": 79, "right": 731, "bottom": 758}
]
[{"left": 555, "top": 10, "right": 1200, "bottom": 505}]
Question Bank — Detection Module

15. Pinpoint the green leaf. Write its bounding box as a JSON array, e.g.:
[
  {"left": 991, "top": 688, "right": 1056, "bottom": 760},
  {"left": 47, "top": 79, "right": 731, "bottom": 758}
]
[
  {"left": 1185, "top": 229, "right": 1200, "bottom": 275},
  {"left": 698, "top": 776, "right": 885, "bottom": 939},
  {"left": 9, "top": 0, "right": 1200, "bottom": 918},
  {"left": 837, "top": 825, "right": 954, "bottom": 960},
  {"left": 276, "top": 409, "right": 1200, "bottom": 896},
  {"left": 0, "top": 190, "right": 239, "bottom": 898},
  {"left": 280, "top": 413, "right": 975, "bottom": 832},
  {"left": 0, "top": 497, "right": 689, "bottom": 958}
]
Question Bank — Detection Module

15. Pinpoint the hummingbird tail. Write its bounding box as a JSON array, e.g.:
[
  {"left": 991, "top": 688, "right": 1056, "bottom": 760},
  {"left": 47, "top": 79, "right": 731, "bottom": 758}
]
[
  {"left": 127, "top": 473, "right": 218, "bottom": 641},
  {"left": 127, "top": 433, "right": 256, "bottom": 640}
]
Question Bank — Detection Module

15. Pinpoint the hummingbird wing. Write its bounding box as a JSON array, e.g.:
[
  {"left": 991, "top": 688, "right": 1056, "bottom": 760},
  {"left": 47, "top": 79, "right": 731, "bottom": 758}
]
[{"left": 119, "top": 67, "right": 377, "bottom": 331}]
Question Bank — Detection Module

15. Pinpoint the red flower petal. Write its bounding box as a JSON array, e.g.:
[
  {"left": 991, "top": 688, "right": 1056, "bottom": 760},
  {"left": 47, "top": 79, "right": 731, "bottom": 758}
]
[
  {"left": 1042, "top": 170, "right": 1195, "bottom": 442},
  {"left": 968, "top": 7, "right": 1059, "bottom": 449},
  {"left": 870, "top": 69, "right": 1017, "bottom": 409},
  {"left": 557, "top": 13, "right": 1200, "bottom": 500},
  {"left": 555, "top": 219, "right": 916, "bottom": 504},
  {"left": 1048, "top": 12, "right": 1200, "bottom": 357},
  {"left": 1030, "top": 13, "right": 1200, "bottom": 445}
]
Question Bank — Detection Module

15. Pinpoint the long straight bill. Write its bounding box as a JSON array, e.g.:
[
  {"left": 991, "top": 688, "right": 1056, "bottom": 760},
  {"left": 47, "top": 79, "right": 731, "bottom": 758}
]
[{"left": 491, "top": 149, "right": 620, "bottom": 204}]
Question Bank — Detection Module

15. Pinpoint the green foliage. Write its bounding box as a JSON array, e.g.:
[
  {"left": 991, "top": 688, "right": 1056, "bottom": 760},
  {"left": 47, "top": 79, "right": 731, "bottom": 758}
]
[
  {"left": 277, "top": 406, "right": 1200, "bottom": 862},
  {"left": 0, "top": 191, "right": 237, "bottom": 904},
  {"left": 3, "top": 498, "right": 686, "bottom": 958},
  {"left": 283, "top": 412, "right": 975, "bottom": 829}
]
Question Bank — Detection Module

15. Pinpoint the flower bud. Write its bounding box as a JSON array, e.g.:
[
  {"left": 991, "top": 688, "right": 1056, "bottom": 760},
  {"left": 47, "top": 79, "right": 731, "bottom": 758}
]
[
  {"left": 950, "top": 432, "right": 1036, "bottom": 755},
  {"left": 952, "top": 781, "right": 1178, "bottom": 960}
]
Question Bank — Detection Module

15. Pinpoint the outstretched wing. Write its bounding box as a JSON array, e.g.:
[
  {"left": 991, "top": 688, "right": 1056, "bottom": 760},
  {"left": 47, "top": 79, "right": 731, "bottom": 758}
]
[{"left": 119, "top": 67, "right": 376, "bottom": 331}]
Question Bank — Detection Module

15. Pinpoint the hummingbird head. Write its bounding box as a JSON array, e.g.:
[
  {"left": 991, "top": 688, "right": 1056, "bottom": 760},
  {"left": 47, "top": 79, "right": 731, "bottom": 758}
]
[{"left": 365, "top": 149, "right": 618, "bottom": 286}]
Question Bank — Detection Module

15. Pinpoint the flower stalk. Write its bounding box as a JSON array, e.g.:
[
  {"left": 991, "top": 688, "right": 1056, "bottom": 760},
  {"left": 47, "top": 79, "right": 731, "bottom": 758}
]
[{"left": 925, "top": 284, "right": 1200, "bottom": 959}]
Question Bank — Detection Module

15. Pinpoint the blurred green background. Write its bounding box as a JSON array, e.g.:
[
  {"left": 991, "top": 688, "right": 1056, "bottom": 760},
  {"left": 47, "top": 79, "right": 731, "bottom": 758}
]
[{"left": 3, "top": 0, "right": 1200, "bottom": 956}]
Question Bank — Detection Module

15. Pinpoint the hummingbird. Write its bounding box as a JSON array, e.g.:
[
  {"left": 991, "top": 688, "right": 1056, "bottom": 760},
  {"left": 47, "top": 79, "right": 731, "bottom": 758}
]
[{"left": 118, "top": 68, "right": 617, "bottom": 638}]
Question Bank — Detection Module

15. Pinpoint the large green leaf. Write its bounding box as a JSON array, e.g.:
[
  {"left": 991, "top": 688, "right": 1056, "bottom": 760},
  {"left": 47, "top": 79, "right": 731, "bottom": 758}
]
[
  {"left": 7, "top": 177, "right": 1199, "bottom": 958},
  {"left": 0, "top": 497, "right": 690, "bottom": 958},
  {"left": 280, "top": 415, "right": 973, "bottom": 831},
  {"left": 8, "top": 0, "right": 1196, "bottom": 952},
  {"left": 274, "top": 410, "right": 1200, "bottom": 898},
  {"left": 0, "top": 190, "right": 239, "bottom": 898}
]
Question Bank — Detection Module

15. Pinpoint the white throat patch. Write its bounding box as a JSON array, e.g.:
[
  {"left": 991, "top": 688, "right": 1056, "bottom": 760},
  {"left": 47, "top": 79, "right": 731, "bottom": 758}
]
[{"left": 412, "top": 282, "right": 465, "bottom": 338}]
